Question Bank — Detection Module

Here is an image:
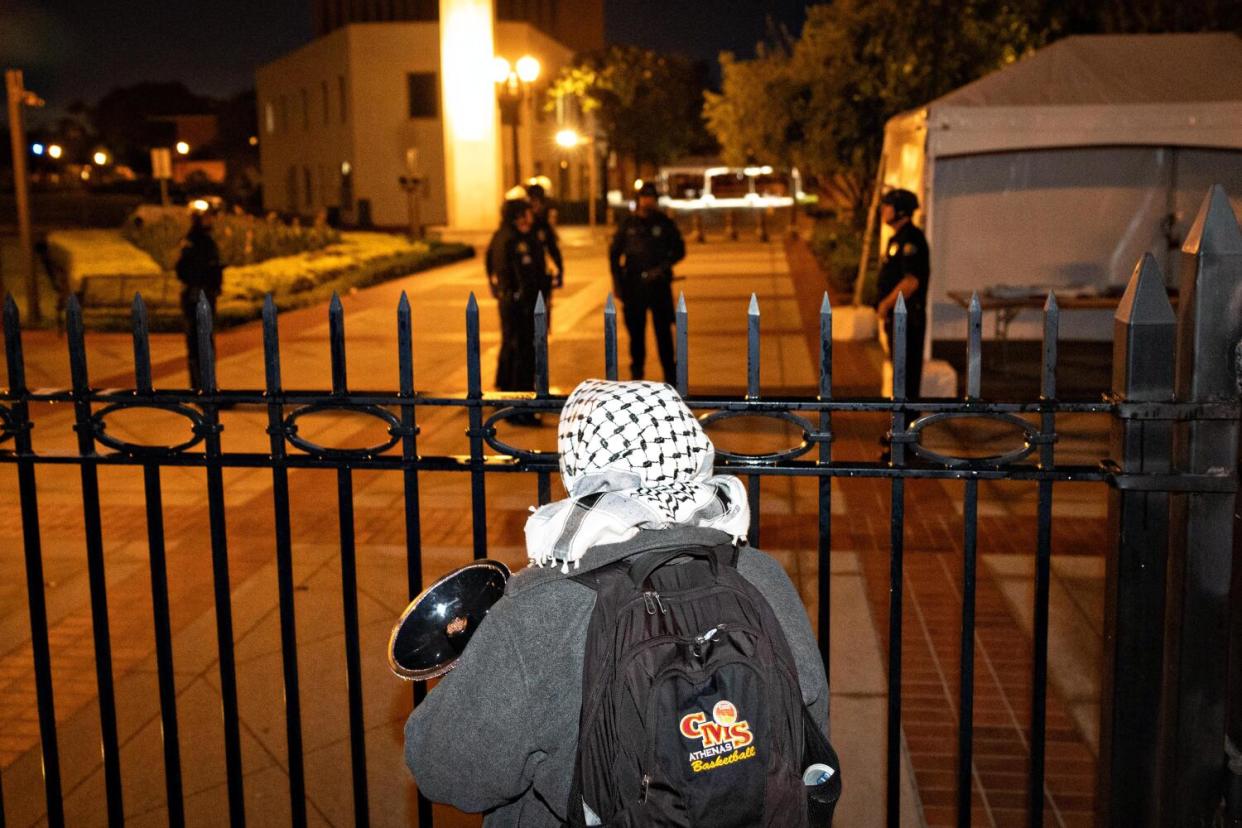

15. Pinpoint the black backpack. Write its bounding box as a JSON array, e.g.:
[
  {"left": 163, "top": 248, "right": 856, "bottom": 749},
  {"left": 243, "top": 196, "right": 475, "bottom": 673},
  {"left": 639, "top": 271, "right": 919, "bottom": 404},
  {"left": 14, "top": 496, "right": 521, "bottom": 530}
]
[{"left": 567, "top": 542, "right": 841, "bottom": 827}]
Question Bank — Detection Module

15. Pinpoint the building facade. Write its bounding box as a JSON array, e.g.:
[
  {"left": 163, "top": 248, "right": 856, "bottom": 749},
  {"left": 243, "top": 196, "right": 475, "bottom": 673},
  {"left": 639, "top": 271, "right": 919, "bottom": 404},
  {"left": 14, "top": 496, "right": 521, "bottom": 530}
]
[{"left": 258, "top": 0, "right": 601, "bottom": 229}]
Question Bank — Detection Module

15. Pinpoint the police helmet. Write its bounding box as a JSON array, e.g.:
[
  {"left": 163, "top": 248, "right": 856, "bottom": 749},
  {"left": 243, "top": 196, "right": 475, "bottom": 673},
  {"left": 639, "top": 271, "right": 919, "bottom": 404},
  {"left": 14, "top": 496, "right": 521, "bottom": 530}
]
[
  {"left": 502, "top": 198, "right": 532, "bottom": 225},
  {"left": 881, "top": 188, "right": 918, "bottom": 218}
]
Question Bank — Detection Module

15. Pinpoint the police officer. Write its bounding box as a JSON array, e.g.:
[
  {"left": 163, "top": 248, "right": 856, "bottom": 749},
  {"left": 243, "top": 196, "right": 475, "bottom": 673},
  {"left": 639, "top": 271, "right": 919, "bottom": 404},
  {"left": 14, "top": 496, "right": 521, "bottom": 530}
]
[
  {"left": 525, "top": 183, "right": 563, "bottom": 288},
  {"left": 609, "top": 182, "right": 685, "bottom": 382},
  {"left": 487, "top": 198, "right": 547, "bottom": 420},
  {"left": 874, "top": 188, "right": 930, "bottom": 399}
]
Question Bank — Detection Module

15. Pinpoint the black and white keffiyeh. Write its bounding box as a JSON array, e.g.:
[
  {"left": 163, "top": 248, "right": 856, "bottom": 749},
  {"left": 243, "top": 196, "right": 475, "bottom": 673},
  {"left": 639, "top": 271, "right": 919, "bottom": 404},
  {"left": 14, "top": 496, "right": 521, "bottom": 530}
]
[{"left": 525, "top": 380, "right": 749, "bottom": 570}]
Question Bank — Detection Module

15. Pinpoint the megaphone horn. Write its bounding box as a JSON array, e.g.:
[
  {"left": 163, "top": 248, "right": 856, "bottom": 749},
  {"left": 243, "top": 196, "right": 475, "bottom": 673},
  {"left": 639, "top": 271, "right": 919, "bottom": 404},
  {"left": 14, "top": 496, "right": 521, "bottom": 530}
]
[{"left": 387, "top": 559, "right": 511, "bottom": 681}]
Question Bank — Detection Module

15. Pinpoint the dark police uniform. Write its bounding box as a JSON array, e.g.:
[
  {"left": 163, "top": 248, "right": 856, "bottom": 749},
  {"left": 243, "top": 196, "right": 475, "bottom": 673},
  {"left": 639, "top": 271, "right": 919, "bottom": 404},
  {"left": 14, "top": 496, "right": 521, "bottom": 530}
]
[
  {"left": 488, "top": 224, "right": 548, "bottom": 391},
  {"left": 608, "top": 209, "right": 686, "bottom": 382},
  {"left": 874, "top": 222, "right": 930, "bottom": 398}
]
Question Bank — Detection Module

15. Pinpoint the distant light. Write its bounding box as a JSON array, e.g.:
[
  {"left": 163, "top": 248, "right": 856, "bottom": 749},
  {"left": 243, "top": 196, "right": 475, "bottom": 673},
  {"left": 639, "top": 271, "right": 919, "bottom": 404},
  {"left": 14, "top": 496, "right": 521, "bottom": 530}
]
[
  {"left": 742, "top": 165, "right": 774, "bottom": 176},
  {"left": 48, "top": 144, "right": 63, "bottom": 159},
  {"left": 92, "top": 150, "right": 109, "bottom": 165},
  {"left": 492, "top": 56, "right": 512, "bottom": 84},
  {"left": 634, "top": 178, "right": 644, "bottom": 191},
  {"left": 515, "top": 55, "right": 540, "bottom": 84},
  {"left": 31, "top": 142, "right": 45, "bottom": 156},
  {"left": 555, "top": 128, "right": 580, "bottom": 148},
  {"left": 341, "top": 161, "right": 351, "bottom": 175},
  {"left": 190, "top": 199, "right": 211, "bottom": 212},
  {"left": 175, "top": 141, "right": 190, "bottom": 155},
  {"left": 248, "top": 135, "right": 258, "bottom": 146},
  {"left": 80, "top": 167, "right": 91, "bottom": 180}
]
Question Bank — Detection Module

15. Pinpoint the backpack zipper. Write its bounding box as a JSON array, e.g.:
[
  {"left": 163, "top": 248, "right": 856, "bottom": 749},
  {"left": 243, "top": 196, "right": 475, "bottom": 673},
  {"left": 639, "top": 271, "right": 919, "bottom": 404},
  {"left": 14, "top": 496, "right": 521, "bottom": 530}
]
[
  {"left": 643, "top": 590, "right": 667, "bottom": 615},
  {"left": 638, "top": 773, "right": 650, "bottom": 803}
]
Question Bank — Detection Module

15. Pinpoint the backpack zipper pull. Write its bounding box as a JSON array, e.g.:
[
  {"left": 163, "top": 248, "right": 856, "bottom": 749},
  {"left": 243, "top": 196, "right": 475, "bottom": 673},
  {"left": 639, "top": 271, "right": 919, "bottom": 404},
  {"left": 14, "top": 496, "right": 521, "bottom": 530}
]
[
  {"left": 653, "top": 592, "right": 667, "bottom": 614},
  {"left": 643, "top": 592, "right": 657, "bottom": 615},
  {"left": 639, "top": 773, "right": 650, "bottom": 803}
]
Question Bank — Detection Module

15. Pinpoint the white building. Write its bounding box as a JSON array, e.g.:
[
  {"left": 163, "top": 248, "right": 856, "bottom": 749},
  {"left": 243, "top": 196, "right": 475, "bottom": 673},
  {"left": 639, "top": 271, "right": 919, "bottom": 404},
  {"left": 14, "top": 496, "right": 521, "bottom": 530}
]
[{"left": 256, "top": 0, "right": 602, "bottom": 229}]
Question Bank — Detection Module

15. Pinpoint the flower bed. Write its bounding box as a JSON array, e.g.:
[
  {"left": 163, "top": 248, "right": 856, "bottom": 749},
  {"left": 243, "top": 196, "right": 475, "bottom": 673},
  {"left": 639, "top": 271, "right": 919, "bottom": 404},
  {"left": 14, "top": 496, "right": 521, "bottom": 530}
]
[{"left": 122, "top": 212, "right": 340, "bottom": 270}]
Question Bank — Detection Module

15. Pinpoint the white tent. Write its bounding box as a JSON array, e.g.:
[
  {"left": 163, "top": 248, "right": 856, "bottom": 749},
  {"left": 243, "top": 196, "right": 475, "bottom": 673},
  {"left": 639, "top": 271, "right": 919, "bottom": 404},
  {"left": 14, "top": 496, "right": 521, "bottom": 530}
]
[{"left": 880, "top": 32, "right": 1242, "bottom": 341}]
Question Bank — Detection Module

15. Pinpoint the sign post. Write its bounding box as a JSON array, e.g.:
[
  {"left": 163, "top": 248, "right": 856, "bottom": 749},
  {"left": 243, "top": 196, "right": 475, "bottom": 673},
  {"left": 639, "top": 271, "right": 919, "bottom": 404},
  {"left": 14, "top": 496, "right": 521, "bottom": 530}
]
[{"left": 150, "top": 147, "right": 173, "bottom": 207}]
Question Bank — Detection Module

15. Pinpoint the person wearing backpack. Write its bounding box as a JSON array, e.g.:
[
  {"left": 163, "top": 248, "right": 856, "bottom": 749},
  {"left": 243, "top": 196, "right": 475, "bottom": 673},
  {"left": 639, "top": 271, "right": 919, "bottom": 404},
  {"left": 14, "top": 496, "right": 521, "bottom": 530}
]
[{"left": 405, "top": 379, "right": 839, "bottom": 826}]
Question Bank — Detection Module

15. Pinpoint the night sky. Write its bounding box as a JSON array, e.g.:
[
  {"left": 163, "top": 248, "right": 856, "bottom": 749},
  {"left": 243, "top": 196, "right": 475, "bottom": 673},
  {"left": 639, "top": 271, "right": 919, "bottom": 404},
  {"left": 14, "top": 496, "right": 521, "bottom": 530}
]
[{"left": 4, "top": 0, "right": 810, "bottom": 122}]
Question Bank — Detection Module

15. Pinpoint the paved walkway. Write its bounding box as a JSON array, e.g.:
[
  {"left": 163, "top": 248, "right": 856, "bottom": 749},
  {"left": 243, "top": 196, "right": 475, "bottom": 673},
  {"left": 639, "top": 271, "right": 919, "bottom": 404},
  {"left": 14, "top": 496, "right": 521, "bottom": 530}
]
[{"left": 0, "top": 227, "right": 1108, "bottom": 826}]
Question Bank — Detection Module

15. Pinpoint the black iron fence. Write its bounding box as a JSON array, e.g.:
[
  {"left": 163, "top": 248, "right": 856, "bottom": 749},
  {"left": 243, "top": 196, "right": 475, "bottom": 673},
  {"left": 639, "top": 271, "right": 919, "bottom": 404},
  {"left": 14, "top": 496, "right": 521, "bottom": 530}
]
[{"left": 1, "top": 187, "right": 1240, "bottom": 827}]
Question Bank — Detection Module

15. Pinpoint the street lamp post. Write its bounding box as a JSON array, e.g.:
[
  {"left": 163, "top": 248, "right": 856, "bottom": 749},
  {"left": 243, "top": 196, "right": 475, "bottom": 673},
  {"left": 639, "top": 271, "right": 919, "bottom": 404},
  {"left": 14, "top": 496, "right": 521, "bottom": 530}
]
[
  {"left": 493, "top": 55, "right": 540, "bottom": 186},
  {"left": 555, "top": 127, "right": 599, "bottom": 229},
  {"left": 5, "top": 69, "right": 44, "bottom": 322}
]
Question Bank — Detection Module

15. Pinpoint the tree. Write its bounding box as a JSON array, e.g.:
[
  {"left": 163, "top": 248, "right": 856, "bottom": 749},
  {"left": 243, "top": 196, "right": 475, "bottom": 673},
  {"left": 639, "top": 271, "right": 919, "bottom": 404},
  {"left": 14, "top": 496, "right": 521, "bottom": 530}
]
[
  {"left": 548, "top": 46, "right": 716, "bottom": 176},
  {"left": 706, "top": 0, "right": 1242, "bottom": 229}
]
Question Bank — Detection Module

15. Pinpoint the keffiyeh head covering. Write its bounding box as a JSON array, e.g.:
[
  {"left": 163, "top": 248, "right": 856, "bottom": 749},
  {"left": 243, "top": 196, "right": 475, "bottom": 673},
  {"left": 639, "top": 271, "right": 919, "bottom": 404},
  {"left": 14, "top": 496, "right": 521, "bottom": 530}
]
[{"left": 525, "top": 380, "right": 749, "bottom": 570}]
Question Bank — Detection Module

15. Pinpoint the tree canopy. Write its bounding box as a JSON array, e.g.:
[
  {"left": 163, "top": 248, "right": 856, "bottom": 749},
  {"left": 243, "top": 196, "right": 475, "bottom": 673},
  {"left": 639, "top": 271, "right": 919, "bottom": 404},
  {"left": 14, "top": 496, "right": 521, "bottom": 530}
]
[
  {"left": 704, "top": 0, "right": 1242, "bottom": 226},
  {"left": 548, "top": 45, "right": 715, "bottom": 170}
]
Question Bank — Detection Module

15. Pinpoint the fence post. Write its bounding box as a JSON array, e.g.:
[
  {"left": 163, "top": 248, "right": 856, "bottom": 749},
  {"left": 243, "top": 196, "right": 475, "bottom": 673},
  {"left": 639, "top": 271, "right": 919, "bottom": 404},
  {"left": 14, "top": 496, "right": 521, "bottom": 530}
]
[
  {"left": 1161, "top": 185, "right": 1242, "bottom": 824},
  {"left": 1099, "top": 253, "right": 1176, "bottom": 826}
]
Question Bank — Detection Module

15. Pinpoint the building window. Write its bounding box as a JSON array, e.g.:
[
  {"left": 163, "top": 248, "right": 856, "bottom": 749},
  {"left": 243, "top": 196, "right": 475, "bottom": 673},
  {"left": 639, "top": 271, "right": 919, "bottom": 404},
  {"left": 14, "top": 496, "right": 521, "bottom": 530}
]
[
  {"left": 264, "top": 102, "right": 275, "bottom": 134},
  {"left": 301, "top": 88, "right": 310, "bottom": 130},
  {"left": 407, "top": 72, "right": 438, "bottom": 119},
  {"left": 286, "top": 165, "right": 298, "bottom": 211},
  {"left": 339, "top": 75, "right": 348, "bottom": 123},
  {"left": 321, "top": 80, "right": 330, "bottom": 125},
  {"left": 280, "top": 95, "right": 289, "bottom": 132},
  {"left": 303, "top": 166, "right": 313, "bottom": 207}
]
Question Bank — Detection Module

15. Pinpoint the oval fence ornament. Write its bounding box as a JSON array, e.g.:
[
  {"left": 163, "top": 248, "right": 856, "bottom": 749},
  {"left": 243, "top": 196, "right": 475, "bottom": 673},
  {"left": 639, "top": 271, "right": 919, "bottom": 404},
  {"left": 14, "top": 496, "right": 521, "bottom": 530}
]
[
  {"left": 91, "top": 403, "right": 208, "bottom": 456},
  {"left": 282, "top": 403, "right": 408, "bottom": 458},
  {"left": 903, "top": 411, "right": 1044, "bottom": 468},
  {"left": 481, "top": 407, "right": 558, "bottom": 464},
  {"left": 0, "top": 405, "right": 14, "bottom": 444},
  {"left": 699, "top": 409, "right": 818, "bottom": 464}
]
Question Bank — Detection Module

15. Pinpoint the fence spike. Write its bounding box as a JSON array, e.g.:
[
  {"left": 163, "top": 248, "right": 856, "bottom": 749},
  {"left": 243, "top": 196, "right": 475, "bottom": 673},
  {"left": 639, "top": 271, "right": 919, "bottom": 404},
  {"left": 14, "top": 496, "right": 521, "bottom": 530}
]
[
  {"left": 676, "top": 292, "right": 688, "bottom": 396},
  {"left": 3, "top": 293, "right": 25, "bottom": 391},
  {"left": 1042, "top": 291, "right": 1059, "bottom": 403},
  {"left": 819, "top": 292, "right": 832, "bottom": 400},
  {"left": 892, "top": 293, "right": 907, "bottom": 401},
  {"left": 262, "top": 295, "right": 282, "bottom": 394},
  {"left": 967, "top": 291, "right": 982, "bottom": 399},
  {"left": 397, "top": 292, "right": 413, "bottom": 396},
  {"left": 604, "top": 293, "right": 618, "bottom": 381},
  {"left": 66, "top": 295, "right": 88, "bottom": 393},
  {"left": 1117, "top": 253, "right": 1175, "bottom": 327},
  {"left": 534, "top": 292, "right": 548, "bottom": 397},
  {"left": 1181, "top": 183, "right": 1242, "bottom": 257},
  {"left": 747, "top": 293, "right": 760, "bottom": 399},
  {"left": 328, "top": 292, "right": 347, "bottom": 395},
  {"left": 195, "top": 290, "right": 216, "bottom": 393},
  {"left": 130, "top": 293, "right": 153, "bottom": 393},
  {"left": 466, "top": 292, "right": 481, "bottom": 398}
]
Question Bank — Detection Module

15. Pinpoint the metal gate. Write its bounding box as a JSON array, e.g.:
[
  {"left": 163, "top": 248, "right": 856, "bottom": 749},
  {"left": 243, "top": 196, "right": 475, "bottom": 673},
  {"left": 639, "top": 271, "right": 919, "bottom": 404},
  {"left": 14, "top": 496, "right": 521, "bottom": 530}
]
[{"left": 1, "top": 187, "right": 1240, "bottom": 827}]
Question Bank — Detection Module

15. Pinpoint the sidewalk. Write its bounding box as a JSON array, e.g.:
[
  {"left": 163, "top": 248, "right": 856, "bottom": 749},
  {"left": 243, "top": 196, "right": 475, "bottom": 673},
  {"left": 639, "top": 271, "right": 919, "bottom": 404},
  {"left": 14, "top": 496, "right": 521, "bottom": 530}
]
[{"left": 1, "top": 226, "right": 1108, "bottom": 826}]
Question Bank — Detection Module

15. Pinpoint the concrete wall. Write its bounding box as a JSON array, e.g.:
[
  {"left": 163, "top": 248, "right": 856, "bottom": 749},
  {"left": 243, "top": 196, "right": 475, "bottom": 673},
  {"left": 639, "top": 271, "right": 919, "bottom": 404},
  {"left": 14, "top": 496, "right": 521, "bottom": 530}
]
[
  {"left": 258, "top": 20, "right": 577, "bottom": 229},
  {"left": 256, "top": 29, "right": 354, "bottom": 220}
]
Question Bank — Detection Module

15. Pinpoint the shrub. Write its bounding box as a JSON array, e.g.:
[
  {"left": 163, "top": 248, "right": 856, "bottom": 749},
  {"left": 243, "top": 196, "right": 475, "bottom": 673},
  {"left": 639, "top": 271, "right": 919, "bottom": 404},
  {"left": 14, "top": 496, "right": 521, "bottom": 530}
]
[
  {"left": 809, "top": 216, "right": 864, "bottom": 302},
  {"left": 122, "top": 212, "right": 340, "bottom": 270}
]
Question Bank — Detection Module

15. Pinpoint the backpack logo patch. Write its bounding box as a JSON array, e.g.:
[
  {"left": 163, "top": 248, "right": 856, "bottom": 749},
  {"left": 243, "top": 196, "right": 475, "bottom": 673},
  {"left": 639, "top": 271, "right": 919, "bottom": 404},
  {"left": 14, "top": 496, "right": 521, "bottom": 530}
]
[{"left": 679, "top": 700, "right": 756, "bottom": 772}]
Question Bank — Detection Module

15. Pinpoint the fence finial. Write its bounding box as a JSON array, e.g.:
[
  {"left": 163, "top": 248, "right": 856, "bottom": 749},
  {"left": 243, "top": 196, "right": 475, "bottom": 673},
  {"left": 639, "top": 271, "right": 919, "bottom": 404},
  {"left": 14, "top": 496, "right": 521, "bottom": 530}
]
[
  {"left": 1182, "top": 184, "right": 1242, "bottom": 257},
  {"left": 1116, "top": 253, "right": 1174, "bottom": 327}
]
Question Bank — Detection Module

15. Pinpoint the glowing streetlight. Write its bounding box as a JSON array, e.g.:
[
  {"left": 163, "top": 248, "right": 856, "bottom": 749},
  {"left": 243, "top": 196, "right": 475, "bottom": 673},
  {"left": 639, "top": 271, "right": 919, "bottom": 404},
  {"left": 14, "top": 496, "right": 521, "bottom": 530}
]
[
  {"left": 47, "top": 143, "right": 63, "bottom": 159},
  {"left": 31, "top": 142, "right": 44, "bottom": 156},
  {"left": 248, "top": 135, "right": 258, "bottom": 146},
  {"left": 555, "top": 128, "right": 581, "bottom": 148},
  {"left": 175, "top": 140, "right": 190, "bottom": 155},
  {"left": 492, "top": 56, "right": 513, "bottom": 84},
  {"left": 515, "top": 55, "right": 540, "bottom": 84},
  {"left": 92, "top": 150, "right": 109, "bottom": 165}
]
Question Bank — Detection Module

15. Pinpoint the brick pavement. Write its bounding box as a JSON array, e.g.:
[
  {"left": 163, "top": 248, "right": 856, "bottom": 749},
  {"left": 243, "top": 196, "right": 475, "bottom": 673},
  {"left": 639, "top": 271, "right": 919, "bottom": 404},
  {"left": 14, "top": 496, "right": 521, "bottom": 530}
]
[{"left": 0, "top": 229, "right": 1112, "bottom": 826}]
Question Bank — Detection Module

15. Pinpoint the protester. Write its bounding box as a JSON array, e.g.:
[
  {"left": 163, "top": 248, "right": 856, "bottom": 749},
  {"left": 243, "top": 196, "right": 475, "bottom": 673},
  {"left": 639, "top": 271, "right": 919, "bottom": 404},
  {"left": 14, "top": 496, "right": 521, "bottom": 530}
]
[
  {"left": 174, "top": 207, "right": 224, "bottom": 391},
  {"left": 405, "top": 379, "right": 833, "bottom": 826},
  {"left": 525, "top": 183, "right": 563, "bottom": 289},
  {"left": 609, "top": 182, "right": 685, "bottom": 382},
  {"left": 487, "top": 198, "right": 548, "bottom": 421}
]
